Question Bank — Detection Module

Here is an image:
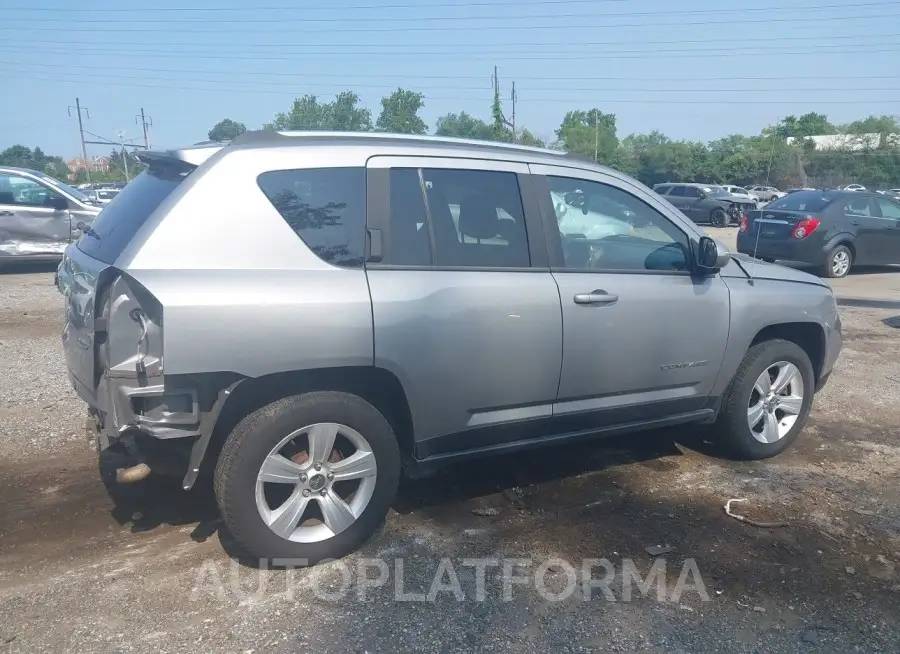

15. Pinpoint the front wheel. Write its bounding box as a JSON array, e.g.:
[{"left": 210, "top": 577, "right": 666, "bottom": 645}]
[
  {"left": 214, "top": 391, "right": 401, "bottom": 564},
  {"left": 715, "top": 339, "right": 814, "bottom": 460},
  {"left": 822, "top": 244, "right": 852, "bottom": 278},
  {"left": 710, "top": 207, "right": 728, "bottom": 227}
]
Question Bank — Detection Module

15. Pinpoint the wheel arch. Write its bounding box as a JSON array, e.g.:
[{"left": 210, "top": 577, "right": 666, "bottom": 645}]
[
  {"left": 750, "top": 322, "right": 826, "bottom": 382},
  {"left": 199, "top": 366, "right": 415, "bottom": 482}
]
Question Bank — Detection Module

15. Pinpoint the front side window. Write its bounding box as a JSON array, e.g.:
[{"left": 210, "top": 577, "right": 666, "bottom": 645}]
[
  {"left": 546, "top": 175, "right": 690, "bottom": 272},
  {"left": 668, "top": 186, "right": 686, "bottom": 197},
  {"left": 0, "top": 173, "right": 65, "bottom": 208},
  {"left": 258, "top": 167, "right": 366, "bottom": 268},
  {"left": 876, "top": 197, "right": 900, "bottom": 219}
]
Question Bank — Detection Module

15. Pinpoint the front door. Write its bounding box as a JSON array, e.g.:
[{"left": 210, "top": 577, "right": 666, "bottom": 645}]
[
  {"left": 873, "top": 196, "right": 900, "bottom": 265},
  {"left": 364, "top": 157, "right": 563, "bottom": 460},
  {"left": 530, "top": 164, "right": 730, "bottom": 434},
  {"left": 0, "top": 172, "right": 72, "bottom": 257}
]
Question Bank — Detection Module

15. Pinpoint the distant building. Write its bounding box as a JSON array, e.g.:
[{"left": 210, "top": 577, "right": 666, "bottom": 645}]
[
  {"left": 67, "top": 155, "right": 110, "bottom": 174},
  {"left": 786, "top": 133, "right": 900, "bottom": 150}
]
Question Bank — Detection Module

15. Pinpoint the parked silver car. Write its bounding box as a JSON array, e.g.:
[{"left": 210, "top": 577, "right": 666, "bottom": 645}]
[
  {"left": 748, "top": 185, "right": 786, "bottom": 202},
  {"left": 57, "top": 132, "right": 842, "bottom": 563},
  {"left": 0, "top": 166, "right": 101, "bottom": 263}
]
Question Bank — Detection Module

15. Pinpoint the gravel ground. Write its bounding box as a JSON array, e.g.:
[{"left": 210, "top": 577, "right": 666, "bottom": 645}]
[{"left": 1, "top": 267, "right": 899, "bottom": 653}]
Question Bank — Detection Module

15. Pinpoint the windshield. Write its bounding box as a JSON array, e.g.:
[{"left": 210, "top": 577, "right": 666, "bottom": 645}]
[
  {"left": 766, "top": 191, "right": 833, "bottom": 212},
  {"left": 77, "top": 166, "right": 190, "bottom": 264},
  {"left": 37, "top": 172, "right": 91, "bottom": 202}
]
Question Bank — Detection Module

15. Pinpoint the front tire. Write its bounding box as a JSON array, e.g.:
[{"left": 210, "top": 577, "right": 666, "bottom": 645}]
[
  {"left": 715, "top": 339, "right": 814, "bottom": 460},
  {"left": 710, "top": 207, "right": 728, "bottom": 227},
  {"left": 822, "top": 244, "right": 852, "bottom": 278},
  {"left": 214, "top": 391, "right": 401, "bottom": 564}
]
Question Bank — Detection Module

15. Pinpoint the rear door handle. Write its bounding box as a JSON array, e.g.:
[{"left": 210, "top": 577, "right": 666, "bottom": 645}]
[
  {"left": 850, "top": 220, "right": 860, "bottom": 226},
  {"left": 574, "top": 290, "right": 619, "bottom": 305}
]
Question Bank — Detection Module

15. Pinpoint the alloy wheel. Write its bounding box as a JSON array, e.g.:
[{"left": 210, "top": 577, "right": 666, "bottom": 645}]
[
  {"left": 254, "top": 422, "right": 378, "bottom": 543},
  {"left": 747, "top": 361, "right": 804, "bottom": 443}
]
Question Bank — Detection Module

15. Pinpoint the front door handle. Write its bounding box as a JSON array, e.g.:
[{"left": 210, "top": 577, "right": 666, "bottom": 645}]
[
  {"left": 574, "top": 290, "right": 619, "bottom": 305},
  {"left": 850, "top": 220, "right": 860, "bottom": 226}
]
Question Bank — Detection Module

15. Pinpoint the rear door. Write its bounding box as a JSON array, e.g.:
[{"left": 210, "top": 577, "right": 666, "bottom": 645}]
[
  {"left": 0, "top": 172, "right": 71, "bottom": 257},
  {"left": 665, "top": 185, "right": 688, "bottom": 214},
  {"left": 365, "top": 157, "right": 562, "bottom": 461},
  {"left": 530, "top": 164, "right": 730, "bottom": 434},
  {"left": 837, "top": 195, "right": 881, "bottom": 264}
]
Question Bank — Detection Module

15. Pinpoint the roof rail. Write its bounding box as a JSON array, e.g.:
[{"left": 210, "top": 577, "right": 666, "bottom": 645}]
[{"left": 230, "top": 129, "right": 569, "bottom": 157}]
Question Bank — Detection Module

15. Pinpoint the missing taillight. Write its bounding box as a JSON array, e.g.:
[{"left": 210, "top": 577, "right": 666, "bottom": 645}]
[{"left": 792, "top": 216, "right": 821, "bottom": 239}]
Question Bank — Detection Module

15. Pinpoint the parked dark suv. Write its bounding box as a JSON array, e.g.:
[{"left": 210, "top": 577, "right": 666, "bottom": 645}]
[
  {"left": 737, "top": 190, "right": 900, "bottom": 278},
  {"left": 654, "top": 183, "right": 758, "bottom": 227}
]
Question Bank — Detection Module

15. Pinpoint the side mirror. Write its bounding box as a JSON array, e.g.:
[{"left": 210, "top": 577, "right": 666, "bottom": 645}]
[
  {"left": 48, "top": 195, "right": 69, "bottom": 211},
  {"left": 696, "top": 236, "right": 731, "bottom": 273}
]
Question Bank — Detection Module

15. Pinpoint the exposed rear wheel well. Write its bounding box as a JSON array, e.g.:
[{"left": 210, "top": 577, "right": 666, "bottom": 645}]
[
  {"left": 751, "top": 322, "right": 826, "bottom": 381},
  {"left": 203, "top": 367, "right": 414, "bottom": 477}
]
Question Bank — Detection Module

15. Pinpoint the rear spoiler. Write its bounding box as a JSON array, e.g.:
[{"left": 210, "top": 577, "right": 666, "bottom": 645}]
[{"left": 136, "top": 142, "right": 223, "bottom": 169}]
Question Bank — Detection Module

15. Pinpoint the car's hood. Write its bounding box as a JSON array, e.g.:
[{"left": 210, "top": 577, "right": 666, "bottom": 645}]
[
  {"left": 715, "top": 194, "right": 756, "bottom": 203},
  {"left": 731, "top": 253, "right": 828, "bottom": 287}
]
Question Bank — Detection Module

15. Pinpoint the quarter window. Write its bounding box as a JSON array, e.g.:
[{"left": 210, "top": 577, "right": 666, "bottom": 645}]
[
  {"left": 258, "top": 167, "right": 366, "bottom": 268},
  {"left": 546, "top": 175, "right": 690, "bottom": 272}
]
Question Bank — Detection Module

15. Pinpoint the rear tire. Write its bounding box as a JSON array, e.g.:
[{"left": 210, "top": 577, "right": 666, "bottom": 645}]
[
  {"left": 214, "top": 391, "right": 401, "bottom": 565},
  {"left": 715, "top": 339, "right": 814, "bottom": 460},
  {"left": 710, "top": 208, "right": 728, "bottom": 227},
  {"left": 822, "top": 244, "right": 852, "bottom": 278}
]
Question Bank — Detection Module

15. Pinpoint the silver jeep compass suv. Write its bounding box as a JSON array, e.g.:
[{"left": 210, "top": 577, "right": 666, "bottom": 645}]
[{"left": 58, "top": 132, "right": 842, "bottom": 563}]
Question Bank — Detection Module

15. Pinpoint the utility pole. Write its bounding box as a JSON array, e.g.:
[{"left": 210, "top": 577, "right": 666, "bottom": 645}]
[
  {"left": 136, "top": 108, "right": 153, "bottom": 150},
  {"left": 68, "top": 98, "right": 91, "bottom": 183},
  {"left": 116, "top": 130, "right": 130, "bottom": 181},
  {"left": 510, "top": 81, "right": 517, "bottom": 142},
  {"left": 594, "top": 112, "right": 600, "bottom": 162}
]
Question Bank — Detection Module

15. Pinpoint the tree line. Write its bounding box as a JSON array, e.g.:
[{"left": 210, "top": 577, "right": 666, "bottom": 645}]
[
  {"left": 206, "top": 91, "right": 900, "bottom": 190},
  {"left": 4, "top": 86, "right": 898, "bottom": 189}
]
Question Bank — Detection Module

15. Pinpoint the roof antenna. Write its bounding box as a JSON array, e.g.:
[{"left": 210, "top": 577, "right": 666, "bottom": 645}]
[{"left": 748, "top": 212, "right": 763, "bottom": 286}]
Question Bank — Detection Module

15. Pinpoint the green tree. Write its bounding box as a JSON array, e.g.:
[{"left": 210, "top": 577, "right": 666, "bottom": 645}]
[
  {"left": 208, "top": 118, "right": 248, "bottom": 142},
  {"left": 555, "top": 109, "right": 619, "bottom": 164},
  {"left": 267, "top": 94, "right": 331, "bottom": 131},
  {"left": 434, "top": 112, "right": 494, "bottom": 140},
  {"left": 491, "top": 84, "right": 513, "bottom": 142},
  {"left": 775, "top": 112, "right": 834, "bottom": 139},
  {"left": 376, "top": 88, "right": 427, "bottom": 134},
  {"left": 518, "top": 129, "right": 545, "bottom": 147},
  {"left": 328, "top": 91, "right": 372, "bottom": 131}
]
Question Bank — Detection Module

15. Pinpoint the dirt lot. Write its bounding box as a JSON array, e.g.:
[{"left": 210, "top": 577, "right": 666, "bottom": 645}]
[{"left": 1, "top": 265, "right": 899, "bottom": 653}]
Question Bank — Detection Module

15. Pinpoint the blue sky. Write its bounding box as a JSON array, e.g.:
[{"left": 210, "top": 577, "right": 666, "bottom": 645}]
[{"left": 2, "top": 0, "right": 899, "bottom": 158}]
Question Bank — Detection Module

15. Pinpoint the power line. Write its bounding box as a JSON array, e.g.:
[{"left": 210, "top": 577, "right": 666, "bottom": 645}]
[
  {"left": 5, "top": 59, "right": 900, "bottom": 91},
  {"left": 12, "top": 70, "right": 900, "bottom": 104},
  {"left": 4, "top": 43, "right": 897, "bottom": 63},
  {"left": 3, "top": 10, "right": 899, "bottom": 32},
  {"left": 2, "top": 0, "right": 631, "bottom": 11},
  {"left": 4, "top": 1, "right": 893, "bottom": 24},
  {"left": 11, "top": 30, "right": 900, "bottom": 52}
]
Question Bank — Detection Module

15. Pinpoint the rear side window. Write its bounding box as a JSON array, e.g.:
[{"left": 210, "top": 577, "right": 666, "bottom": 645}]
[
  {"left": 766, "top": 192, "right": 832, "bottom": 213},
  {"left": 76, "top": 166, "right": 187, "bottom": 264},
  {"left": 258, "top": 167, "right": 366, "bottom": 268}
]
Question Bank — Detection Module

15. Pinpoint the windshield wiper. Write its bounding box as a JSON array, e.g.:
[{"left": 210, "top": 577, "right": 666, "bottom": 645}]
[{"left": 76, "top": 221, "right": 100, "bottom": 240}]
